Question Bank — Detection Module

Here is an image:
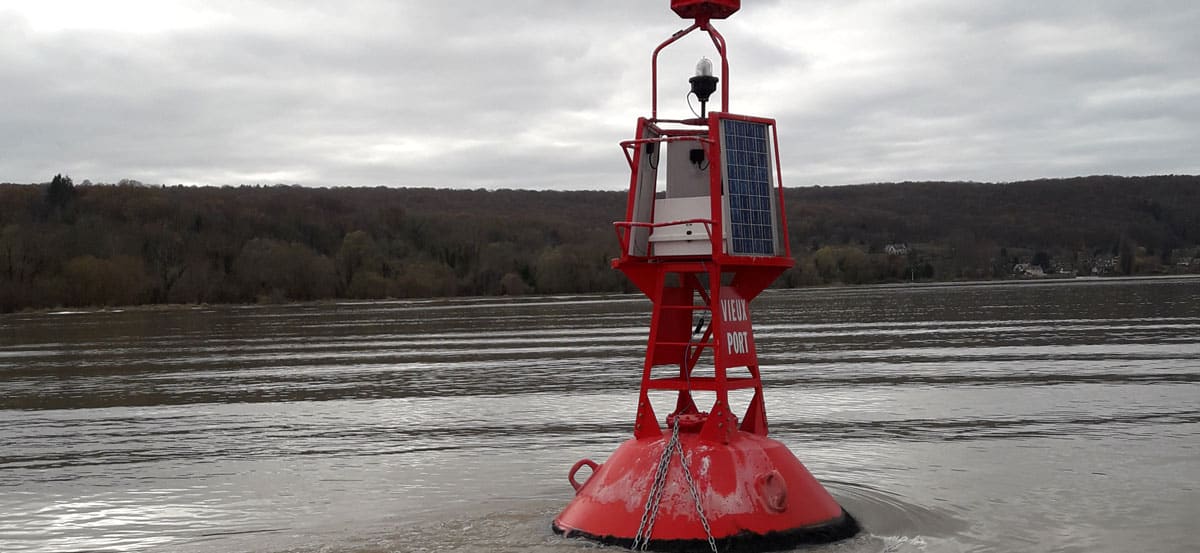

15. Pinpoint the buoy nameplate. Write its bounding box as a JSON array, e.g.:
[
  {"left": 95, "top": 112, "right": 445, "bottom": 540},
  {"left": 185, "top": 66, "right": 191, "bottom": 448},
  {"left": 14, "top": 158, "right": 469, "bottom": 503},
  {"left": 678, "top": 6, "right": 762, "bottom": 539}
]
[{"left": 718, "top": 286, "right": 756, "bottom": 366}]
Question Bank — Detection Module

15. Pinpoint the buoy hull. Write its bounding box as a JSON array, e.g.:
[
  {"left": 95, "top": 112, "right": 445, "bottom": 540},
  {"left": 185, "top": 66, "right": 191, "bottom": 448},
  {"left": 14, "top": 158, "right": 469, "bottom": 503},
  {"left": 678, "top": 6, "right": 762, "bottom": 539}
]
[{"left": 553, "top": 431, "right": 859, "bottom": 552}]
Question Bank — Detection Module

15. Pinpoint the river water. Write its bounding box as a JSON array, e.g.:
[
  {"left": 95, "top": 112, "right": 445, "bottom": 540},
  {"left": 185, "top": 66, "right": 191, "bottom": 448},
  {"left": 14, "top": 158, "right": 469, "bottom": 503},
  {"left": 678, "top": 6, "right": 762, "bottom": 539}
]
[{"left": 1, "top": 277, "right": 1197, "bottom": 553}]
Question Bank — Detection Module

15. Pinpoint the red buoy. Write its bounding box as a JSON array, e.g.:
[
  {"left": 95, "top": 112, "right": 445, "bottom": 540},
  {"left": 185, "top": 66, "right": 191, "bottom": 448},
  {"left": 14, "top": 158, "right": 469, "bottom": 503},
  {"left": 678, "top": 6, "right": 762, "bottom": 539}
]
[{"left": 554, "top": 2, "right": 859, "bottom": 551}]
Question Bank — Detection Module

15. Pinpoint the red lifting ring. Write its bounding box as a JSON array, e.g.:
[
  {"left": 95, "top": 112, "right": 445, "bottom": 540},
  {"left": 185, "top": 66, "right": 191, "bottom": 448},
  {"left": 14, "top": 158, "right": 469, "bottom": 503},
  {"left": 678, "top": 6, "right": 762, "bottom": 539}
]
[{"left": 567, "top": 459, "right": 599, "bottom": 493}]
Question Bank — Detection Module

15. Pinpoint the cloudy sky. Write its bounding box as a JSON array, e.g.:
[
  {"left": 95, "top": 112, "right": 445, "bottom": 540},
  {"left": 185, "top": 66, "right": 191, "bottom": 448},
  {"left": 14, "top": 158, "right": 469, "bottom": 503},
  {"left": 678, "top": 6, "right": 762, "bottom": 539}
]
[{"left": 2, "top": 0, "right": 1197, "bottom": 189}]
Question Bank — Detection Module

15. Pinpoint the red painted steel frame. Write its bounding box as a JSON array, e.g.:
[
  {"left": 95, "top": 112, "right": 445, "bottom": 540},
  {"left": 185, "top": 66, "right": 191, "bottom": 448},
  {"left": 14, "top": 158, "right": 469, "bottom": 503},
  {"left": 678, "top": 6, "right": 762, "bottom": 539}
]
[
  {"left": 613, "top": 109, "right": 794, "bottom": 445},
  {"left": 651, "top": 23, "right": 729, "bottom": 119}
]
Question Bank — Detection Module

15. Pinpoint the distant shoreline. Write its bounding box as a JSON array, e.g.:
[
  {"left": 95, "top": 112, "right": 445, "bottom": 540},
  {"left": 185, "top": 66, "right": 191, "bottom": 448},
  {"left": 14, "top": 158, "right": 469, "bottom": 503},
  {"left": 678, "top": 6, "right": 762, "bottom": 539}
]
[
  {"left": 3, "top": 175, "right": 1198, "bottom": 313},
  {"left": 848, "top": 272, "right": 1200, "bottom": 291},
  {"left": 6, "top": 273, "right": 1197, "bottom": 318}
]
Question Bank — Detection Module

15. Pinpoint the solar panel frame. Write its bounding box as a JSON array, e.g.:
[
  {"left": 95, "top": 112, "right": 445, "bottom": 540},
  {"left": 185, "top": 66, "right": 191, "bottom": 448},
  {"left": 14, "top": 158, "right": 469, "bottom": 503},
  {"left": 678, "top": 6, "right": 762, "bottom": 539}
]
[{"left": 718, "top": 118, "right": 780, "bottom": 256}]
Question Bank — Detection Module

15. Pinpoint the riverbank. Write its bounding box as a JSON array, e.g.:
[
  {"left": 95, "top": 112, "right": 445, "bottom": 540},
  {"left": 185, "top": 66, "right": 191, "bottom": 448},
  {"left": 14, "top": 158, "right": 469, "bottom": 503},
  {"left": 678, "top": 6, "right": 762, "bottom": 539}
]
[
  {"left": 7, "top": 273, "right": 1200, "bottom": 318},
  {"left": 4, "top": 175, "right": 1198, "bottom": 313}
]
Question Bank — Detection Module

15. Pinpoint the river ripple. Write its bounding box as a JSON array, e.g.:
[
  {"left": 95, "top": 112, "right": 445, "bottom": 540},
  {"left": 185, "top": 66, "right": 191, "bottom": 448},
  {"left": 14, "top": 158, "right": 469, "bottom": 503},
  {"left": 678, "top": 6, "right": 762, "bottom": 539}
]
[{"left": 1, "top": 277, "right": 1198, "bottom": 553}]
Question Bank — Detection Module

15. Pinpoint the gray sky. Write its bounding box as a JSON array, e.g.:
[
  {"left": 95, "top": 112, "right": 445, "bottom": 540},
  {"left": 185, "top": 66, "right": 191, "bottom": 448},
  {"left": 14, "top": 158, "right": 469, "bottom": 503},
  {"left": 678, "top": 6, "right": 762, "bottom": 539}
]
[{"left": 2, "top": 0, "right": 1197, "bottom": 189}]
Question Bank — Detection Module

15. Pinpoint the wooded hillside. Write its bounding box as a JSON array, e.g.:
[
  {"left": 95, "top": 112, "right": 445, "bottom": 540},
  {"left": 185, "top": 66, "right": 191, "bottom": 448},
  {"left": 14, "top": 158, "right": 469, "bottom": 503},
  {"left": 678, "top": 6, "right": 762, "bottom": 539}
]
[{"left": 2, "top": 175, "right": 1197, "bottom": 312}]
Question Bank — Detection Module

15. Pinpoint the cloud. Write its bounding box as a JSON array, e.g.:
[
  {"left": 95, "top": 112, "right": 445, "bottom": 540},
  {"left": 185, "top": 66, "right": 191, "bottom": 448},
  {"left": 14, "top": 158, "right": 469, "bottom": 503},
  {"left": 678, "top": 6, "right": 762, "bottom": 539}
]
[{"left": 1, "top": 0, "right": 1197, "bottom": 189}]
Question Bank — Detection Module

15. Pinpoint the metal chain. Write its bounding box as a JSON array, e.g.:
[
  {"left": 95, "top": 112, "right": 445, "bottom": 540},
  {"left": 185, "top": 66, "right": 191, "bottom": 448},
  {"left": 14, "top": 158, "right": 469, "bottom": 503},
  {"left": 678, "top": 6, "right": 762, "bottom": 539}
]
[
  {"left": 679, "top": 307, "right": 717, "bottom": 552},
  {"left": 630, "top": 420, "right": 677, "bottom": 550},
  {"left": 673, "top": 436, "right": 718, "bottom": 553},
  {"left": 629, "top": 418, "right": 719, "bottom": 553},
  {"left": 630, "top": 308, "right": 718, "bottom": 552}
]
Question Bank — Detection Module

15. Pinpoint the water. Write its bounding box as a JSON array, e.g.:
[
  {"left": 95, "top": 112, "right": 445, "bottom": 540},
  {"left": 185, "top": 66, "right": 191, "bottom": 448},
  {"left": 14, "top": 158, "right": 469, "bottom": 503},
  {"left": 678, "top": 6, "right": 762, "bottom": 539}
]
[{"left": 1, "top": 277, "right": 1198, "bottom": 553}]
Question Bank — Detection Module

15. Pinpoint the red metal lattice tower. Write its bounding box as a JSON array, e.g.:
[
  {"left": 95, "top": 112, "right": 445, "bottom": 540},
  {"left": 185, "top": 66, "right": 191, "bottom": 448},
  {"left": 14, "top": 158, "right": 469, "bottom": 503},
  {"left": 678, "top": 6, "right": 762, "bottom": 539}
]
[{"left": 554, "top": 2, "right": 858, "bottom": 551}]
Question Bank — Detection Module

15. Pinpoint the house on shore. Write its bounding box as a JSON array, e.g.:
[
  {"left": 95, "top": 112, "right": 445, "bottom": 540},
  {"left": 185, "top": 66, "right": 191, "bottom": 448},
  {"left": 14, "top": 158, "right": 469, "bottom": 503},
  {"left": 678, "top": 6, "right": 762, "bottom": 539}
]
[{"left": 1013, "top": 263, "right": 1046, "bottom": 277}]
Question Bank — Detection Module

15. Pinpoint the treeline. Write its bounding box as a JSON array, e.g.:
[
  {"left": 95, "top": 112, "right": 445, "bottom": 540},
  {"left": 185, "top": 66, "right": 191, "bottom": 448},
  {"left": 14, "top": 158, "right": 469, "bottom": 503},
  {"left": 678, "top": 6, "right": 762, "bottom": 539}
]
[
  {"left": 1, "top": 175, "right": 1198, "bottom": 312},
  {"left": 781, "top": 175, "right": 1200, "bottom": 285}
]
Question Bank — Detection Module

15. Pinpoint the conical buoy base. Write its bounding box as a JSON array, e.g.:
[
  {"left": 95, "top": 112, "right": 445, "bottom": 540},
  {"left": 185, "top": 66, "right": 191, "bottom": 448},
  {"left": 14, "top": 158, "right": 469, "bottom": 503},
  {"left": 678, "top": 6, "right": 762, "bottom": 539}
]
[{"left": 553, "top": 429, "right": 859, "bottom": 552}]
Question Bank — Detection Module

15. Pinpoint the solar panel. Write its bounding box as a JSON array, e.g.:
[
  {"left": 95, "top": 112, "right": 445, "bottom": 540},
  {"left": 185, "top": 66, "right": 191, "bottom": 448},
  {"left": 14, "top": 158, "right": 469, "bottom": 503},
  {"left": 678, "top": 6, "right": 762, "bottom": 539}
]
[{"left": 720, "top": 119, "right": 777, "bottom": 256}]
